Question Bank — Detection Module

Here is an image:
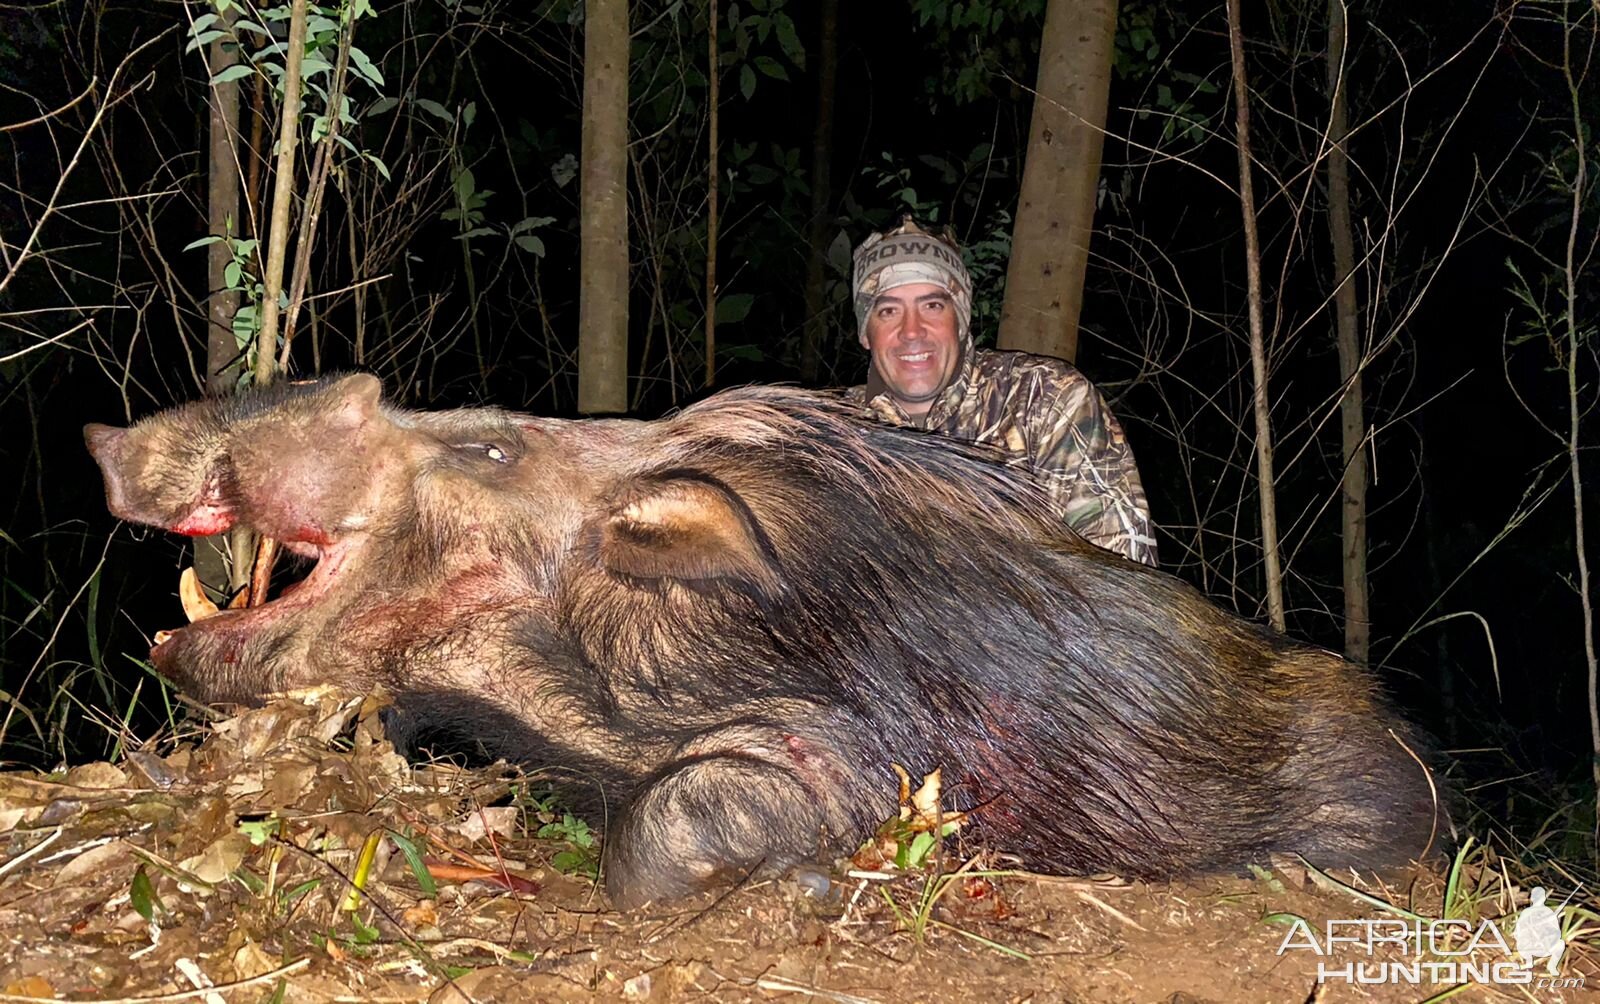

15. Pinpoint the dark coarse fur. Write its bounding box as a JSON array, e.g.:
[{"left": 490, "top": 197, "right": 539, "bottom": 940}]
[{"left": 84, "top": 375, "right": 1450, "bottom": 908}]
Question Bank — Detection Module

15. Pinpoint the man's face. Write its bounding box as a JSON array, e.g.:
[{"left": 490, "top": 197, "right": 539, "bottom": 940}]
[{"left": 859, "top": 282, "right": 962, "bottom": 416}]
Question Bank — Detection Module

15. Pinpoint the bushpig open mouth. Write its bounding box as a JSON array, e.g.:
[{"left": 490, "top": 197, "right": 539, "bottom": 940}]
[{"left": 152, "top": 540, "right": 356, "bottom": 662}]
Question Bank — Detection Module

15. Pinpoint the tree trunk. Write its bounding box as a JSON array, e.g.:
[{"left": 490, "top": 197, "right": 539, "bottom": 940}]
[
  {"left": 1225, "top": 0, "right": 1286, "bottom": 630},
  {"left": 197, "top": 10, "right": 245, "bottom": 598},
  {"left": 1327, "top": 0, "right": 1369, "bottom": 663},
  {"left": 799, "top": 0, "right": 839, "bottom": 384},
  {"left": 704, "top": 0, "right": 720, "bottom": 389},
  {"left": 578, "top": 0, "right": 630, "bottom": 414},
  {"left": 997, "top": 0, "right": 1118, "bottom": 363},
  {"left": 253, "top": 0, "right": 308, "bottom": 389}
]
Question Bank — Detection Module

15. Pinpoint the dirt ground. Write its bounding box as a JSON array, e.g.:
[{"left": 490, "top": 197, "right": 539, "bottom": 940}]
[{"left": 1, "top": 690, "right": 1593, "bottom": 1003}]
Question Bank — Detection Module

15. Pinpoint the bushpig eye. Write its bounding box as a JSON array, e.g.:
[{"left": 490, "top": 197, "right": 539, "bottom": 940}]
[{"left": 454, "top": 442, "right": 512, "bottom": 464}]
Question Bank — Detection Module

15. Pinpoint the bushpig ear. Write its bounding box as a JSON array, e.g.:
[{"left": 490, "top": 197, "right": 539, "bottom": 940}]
[
  {"left": 327, "top": 373, "right": 384, "bottom": 426},
  {"left": 599, "top": 476, "right": 779, "bottom": 591}
]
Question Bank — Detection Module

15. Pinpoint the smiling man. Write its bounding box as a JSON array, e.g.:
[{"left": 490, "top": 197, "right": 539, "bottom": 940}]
[{"left": 846, "top": 217, "right": 1158, "bottom": 566}]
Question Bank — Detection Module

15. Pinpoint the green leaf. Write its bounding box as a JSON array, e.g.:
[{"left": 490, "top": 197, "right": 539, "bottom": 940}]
[
  {"left": 715, "top": 292, "right": 755, "bottom": 324},
  {"left": 366, "top": 96, "right": 399, "bottom": 117},
  {"left": 514, "top": 235, "right": 546, "bottom": 256},
  {"left": 234, "top": 20, "right": 270, "bottom": 37},
  {"left": 299, "top": 56, "right": 333, "bottom": 79},
  {"left": 550, "top": 848, "right": 597, "bottom": 877},
  {"left": 415, "top": 98, "right": 453, "bottom": 124},
  {"left": 740, "top": 63, "right": 757, "bottom": 100},
  {"left": 233, "top": 868, "right": 266, "bottom": 894},
  {"left": 753, "top": 55, "right": 787, "bottom": 81},
  {"left": 185, "top": 29, "right": 225, "bottom": 54},
  {"left": 189, "top": 12, "right": 219, "bottom": 35},
  {"left": 348, "top": 46, "right": 385, "bottom": 87},
  {"left": 130, "top": 864, "right": 160, "bottom": 921},
  {"left": 86, "top": 569, "right": 101, "bottom": 671},
  {"left": 551, "top": 153, "right": 578, "bottom": 187},
  {"left": 773, "top": 13, "right": 804, "bottom": 69},
  {"left": 182, "top": 235, "right": 224, "bottom": 252},
  {"left": 388, "top": 830, "right": 437, "bottom": 897},
  {"left": 231, "top": 304, "right": 258, "bottom": 344},
  {"left": 363, "top": 152, "right": 390, "bottom": 181},
  {"left": 349, "top": 911, "right": 380, "bottom": 944},
  {"left": 237, "top": 817, "right": 279, "bottom": 846},
  {"left": 282, "top": 878, "right": 321, "bottom": 907},
  {"left": 906, "top": 830, "right": 938, "bottom": 868},
  {"left": 511, "top": 215, "right": 556, "bottom": 234},
  {"left": 210, "top": 64, "right": 255, "bottom": 85},
  {"left": 224, "top": 260, "right": 242, "bottom": 289}
]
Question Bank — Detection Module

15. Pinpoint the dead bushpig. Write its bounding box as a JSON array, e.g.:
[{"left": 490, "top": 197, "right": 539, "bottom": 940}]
[{"left": 85, "top": 375, "right": 1449, "bottom": 907}]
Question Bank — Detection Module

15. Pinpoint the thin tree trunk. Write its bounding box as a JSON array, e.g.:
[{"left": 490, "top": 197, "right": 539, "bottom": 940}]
[
  {"left": 245, "top": 74, "right": 266, "bottom": 238},
  {"left": 243, "top": 0, "right": 308, "bottom": 605},
  {"left": 704, "top": 0, "right": 720, "bottom": 389},
  {"left": 799, "top": 0, "right": 838, "bottom": 385},
  {"left": 1327, "top": 0, "right": 1368, "bottom": 662},
  {"left": 277, "top": 30, "right": 352, "bottom": 372},
  {"left": 198, "top": 10, "right": 244, "bottom": 597},
  {"left": 578, "top": 0, "right": 630, "bottom": 414},
  {"left": 1225, "top": 0, "right": 1286, "bottom": 630},
  {"left": 253, "top": 0, "right": 309, "bottom": 388},
  {"left": 1558, "top": 20, "right": 1600, "bottom": 811},
  {"left": 997, "top": 0, "right": 1117, "bottom": 363}
]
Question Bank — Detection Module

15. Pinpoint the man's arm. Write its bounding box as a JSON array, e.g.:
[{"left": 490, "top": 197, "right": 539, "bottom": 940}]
[{"left": 1026, "top": 372, "right": 1159, "bottom": 566}]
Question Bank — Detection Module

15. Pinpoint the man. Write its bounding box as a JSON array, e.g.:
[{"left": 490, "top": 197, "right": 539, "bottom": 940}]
[{"left": 846, "top": 217, "right": 1158, "bottom": 566}]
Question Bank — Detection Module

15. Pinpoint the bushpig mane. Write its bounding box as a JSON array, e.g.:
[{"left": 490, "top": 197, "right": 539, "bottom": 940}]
[{"left": 571, "top": 386, "right": 1441, "bottom": 873}]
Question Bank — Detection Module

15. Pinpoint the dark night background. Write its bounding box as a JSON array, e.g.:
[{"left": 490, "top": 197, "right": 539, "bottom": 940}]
[{"left": 1, "top": 0, "right": 1596, "bottom": 862}]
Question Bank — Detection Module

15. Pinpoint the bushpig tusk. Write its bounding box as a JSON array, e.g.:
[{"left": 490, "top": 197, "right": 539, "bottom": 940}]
[{"left": 179, "top": 566, "right": 221, "bottom": 623}]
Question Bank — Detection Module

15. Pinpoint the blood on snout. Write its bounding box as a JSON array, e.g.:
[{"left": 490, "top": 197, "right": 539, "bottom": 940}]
[{"left": 170, "top": 506, "right": 236, "bottom": 537}]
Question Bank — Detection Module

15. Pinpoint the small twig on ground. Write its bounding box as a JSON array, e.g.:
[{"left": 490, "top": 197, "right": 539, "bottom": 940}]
[
  {"left": 0, "top": 958, "right": 309, "bottom": 1003},
  {"left": 753, "top": 974, "right": 883, "bottom": 1004}
]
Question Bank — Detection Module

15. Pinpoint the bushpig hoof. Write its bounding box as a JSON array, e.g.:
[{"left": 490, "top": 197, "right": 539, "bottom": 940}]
[{"left": 600, "top": 754, "right": 834, "bottom": 911}]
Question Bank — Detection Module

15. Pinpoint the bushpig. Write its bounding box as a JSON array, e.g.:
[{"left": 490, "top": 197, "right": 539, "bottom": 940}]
[{"left": 84, "top": 374, "right": 1448, "bottom": 907}]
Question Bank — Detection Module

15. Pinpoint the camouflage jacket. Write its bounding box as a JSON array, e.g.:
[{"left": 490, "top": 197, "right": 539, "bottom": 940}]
[{"left": 847, "top": 349, "right": 1159, "bottom": 566}]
